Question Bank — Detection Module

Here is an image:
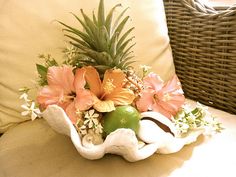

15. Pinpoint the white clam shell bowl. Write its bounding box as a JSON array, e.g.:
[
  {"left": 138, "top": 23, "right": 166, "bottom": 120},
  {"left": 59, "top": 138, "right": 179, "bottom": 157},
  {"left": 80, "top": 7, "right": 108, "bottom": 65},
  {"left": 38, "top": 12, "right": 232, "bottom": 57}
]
[{"left": 43, "top": 105, "right": 205, "bottom": 162}]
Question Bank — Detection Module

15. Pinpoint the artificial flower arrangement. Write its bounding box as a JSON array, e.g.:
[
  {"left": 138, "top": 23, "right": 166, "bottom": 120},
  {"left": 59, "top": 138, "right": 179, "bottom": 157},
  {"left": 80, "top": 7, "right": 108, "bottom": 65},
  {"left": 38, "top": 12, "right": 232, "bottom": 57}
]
[{"left": 19, "top": 0, "right": 222, "bottom": 162}]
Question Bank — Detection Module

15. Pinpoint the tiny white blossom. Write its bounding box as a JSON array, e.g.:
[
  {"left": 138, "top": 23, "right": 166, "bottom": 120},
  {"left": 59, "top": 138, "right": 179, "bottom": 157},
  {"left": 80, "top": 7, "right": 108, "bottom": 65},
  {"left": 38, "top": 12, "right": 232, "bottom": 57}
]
[
  {"left": 181, "top": 104, "right": 192, "bottom": 113},
  {"left": 94, "top": 123, "right": 103, "bottom": 134},
  {"left": 79, "top": 125, "right": 87, "bottom": 136},
  {"left": 197, "top": 102, "right": 210, "bottom": 115},
  {"left": 140, "top": 65, "right": 151, "bottom": 72},
  {"left": 19, "top": 93, "right": 31, "bottom": 102},
  {"left": 84, "top": 109, "right": 100, "bottom": 128},
  {"left": 21, "top": 102, "right": 41, "bottom": 120}
]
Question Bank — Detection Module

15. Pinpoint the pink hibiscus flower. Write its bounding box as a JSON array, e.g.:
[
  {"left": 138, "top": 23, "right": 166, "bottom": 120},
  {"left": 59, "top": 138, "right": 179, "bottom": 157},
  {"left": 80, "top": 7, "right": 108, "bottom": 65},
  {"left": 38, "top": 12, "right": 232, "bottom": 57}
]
[
  {"left": 37, "top": 66, "right": 94, "bottom": 123},
  {"left": 136, "top": 73, "right": 185, "bottom": 119}
]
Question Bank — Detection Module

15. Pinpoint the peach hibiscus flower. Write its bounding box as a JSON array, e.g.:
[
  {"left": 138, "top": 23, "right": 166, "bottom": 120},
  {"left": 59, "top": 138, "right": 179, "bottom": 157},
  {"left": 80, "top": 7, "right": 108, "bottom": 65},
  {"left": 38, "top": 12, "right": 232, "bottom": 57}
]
[
  {"left": 37, "top": 66, "right": 94, "bottom": 123},
  {"left": 83, "top": 66, "right": 135, "bottom": 112},
  {"left": 136, "top": 73, "right": 185, "bottom": 119}
]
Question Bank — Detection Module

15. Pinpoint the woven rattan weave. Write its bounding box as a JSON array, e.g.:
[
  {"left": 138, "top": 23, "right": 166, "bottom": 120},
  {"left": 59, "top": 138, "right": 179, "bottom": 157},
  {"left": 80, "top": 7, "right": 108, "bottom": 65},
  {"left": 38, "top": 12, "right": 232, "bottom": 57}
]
[{"left": 164, "top": 0, "right": 236, "bottom": 114}]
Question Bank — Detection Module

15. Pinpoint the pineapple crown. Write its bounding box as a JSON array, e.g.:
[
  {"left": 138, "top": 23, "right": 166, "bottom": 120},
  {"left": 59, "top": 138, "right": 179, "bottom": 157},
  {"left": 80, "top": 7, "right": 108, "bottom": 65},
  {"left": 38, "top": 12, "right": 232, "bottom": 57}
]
[{"left": 58, "top": 0, "right": 136, "bottom": 75}]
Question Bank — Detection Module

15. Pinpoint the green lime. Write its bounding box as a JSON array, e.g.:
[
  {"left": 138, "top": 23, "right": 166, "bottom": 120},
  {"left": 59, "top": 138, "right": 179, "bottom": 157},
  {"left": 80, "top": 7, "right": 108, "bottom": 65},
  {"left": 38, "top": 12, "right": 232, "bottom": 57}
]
[{"left": 102, "top": 105, "right": 140, "bottom": 135}]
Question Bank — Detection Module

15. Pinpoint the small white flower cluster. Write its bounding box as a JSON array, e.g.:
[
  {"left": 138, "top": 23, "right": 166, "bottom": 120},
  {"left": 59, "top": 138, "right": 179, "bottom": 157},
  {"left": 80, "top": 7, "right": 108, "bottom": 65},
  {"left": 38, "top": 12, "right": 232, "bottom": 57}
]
[
  {"left": 76, "top": 109, "right": 103, "bottom": 137},
  {"left": 140, "top": 65, "right": 151, "bottom": 75},
  {"left": 19, "top": 92, "right": 41, "bottom": 121},
  {"left": 64, "top": 45, "right": 78, "bottom": 60},
  {"left": 173, "top": 102, "right": 223, "bottom": 135}
]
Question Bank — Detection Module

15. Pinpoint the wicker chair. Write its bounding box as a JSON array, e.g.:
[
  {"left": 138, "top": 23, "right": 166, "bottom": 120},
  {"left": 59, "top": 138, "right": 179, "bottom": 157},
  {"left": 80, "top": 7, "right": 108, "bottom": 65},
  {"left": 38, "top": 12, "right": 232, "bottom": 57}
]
[{"left": 164, "top": 0, "right": 236, "bottom": 114}]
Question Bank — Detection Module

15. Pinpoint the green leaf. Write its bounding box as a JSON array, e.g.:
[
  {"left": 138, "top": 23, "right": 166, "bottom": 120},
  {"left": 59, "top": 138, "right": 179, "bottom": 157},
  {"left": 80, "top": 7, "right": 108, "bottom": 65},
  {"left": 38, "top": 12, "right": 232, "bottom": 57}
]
[
  {"left": 112, "top": 7, "right": 129, "bottom": 34},
  {"left": 109, "top": 32, "right": 118, "bottom": 58},
  {"left": 120, "top": 42, "right": 136, "bottom": 60},
  {"left": 93, "top": 11, "right": 98, "bottom": 26},
  {"left": 98, "top": 26, "right": 110, "bottom": 52},
  {"left": 69, "top": 41, "right": 88, "bottom": 51},
  {"left": 36, "top": 64, "right": 47, "bottom": 78},
  {"left": 36, "top": 64, "right": 48, "bottom": 86},
  {"left": 47, "top": 58, "right": 58, "bottom": 67},
  {"left": 123, "top": 60, "right": 136, "bottom": 68},
  {"left": 105, "top": 3, "right": 122, "bottom": 35},
  {"left": 65, "top": 34, "right": 90, "bottom": 48},
  {"left": 80, "top": 9, "right": 98, "bottom": 36},
  {"left": 63, "top": 29, "right": 96, "bottom": 49},
  {"left": 113, "top": 16, "right": 130, "bottom": 38},
  {"left": 94, "top": 65, "right": 111, "bottom": 74},
  {"left": 70, "top": 12, "right": 95, "bottom": 41},
  {"left": 117, "top": 36, "right": 135, "bottom": 54},
  {"left": 58, "top": 21, "right": 97, "bottom": 48},
  {"left": 98, "top": 0, "right": 105, "bottom": 27},
  {"left": 116, "top": 27, "right": 134, "bottom": 49},
  {"left": 80, "top": 9, "right": 100, "bottom": 48},
  {"left": 117, "top": 56, "right": 135, "bottom": 68}
]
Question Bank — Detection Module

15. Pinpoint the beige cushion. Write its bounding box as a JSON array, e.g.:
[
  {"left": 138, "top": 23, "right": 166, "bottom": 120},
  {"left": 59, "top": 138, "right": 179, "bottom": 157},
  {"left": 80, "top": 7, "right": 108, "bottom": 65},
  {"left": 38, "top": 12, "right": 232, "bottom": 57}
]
[
  {"left": 0, "top": 101, "right": 236, "bottom": 177},
  {"left": 0, "top": 0, "right": 174, "bottom": 133}
]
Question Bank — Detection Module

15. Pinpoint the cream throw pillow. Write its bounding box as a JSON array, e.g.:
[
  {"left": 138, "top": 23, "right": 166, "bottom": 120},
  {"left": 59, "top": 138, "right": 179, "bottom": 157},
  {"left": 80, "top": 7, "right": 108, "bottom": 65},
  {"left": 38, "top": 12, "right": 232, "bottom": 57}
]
[{"left": 0, "top": 0, "right": 174, "bottom": 133}]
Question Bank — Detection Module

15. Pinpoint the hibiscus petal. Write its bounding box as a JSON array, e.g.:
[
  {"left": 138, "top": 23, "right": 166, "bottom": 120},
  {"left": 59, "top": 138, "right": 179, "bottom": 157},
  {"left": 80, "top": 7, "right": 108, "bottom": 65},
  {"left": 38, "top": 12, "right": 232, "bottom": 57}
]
[
  {"left": 136, "top": 89, "right": 155, "bottom": 112},
  {"left": 103, "top": 69, "right": 126, "bottom": 90},
  {"left": 47, "top": 66, "right": 74, "bottom": 94},
  {"left": 37, "top": 86, "right": 64, "bottom": 109},
  {"left": 148, "top": 74, "right": 185, "bottom": 118},
  {"left": 93, "top": 99, "right": 115, "bottom": 112},
  {"left": 74, "top": 68, "right": 86, "bottom": 92},
  {"left": 164, "top": 95, "right": 185, "bottom": 114},
  {"left": 74, "top": 89, "right": 94, "bottom": 111},
  {"left": 65, "top": 102, "right": 79, "bottom": 124},
  {"left": 84, "top": 66, "right": 103, "bottom": 97},
  {"left": 162, "top": 74, "right": 182, "bottom": 93},
  {"left": 152, "top": 102, "right": 173, "bottom": 119},
  {"left": 104, "top": 88, "right": 135, "bottom": 106},
  {"left": 143, "top": 72, "right": 164, "bottom": 91},
  {"left": 158, "top": 100, "right": 178, "bottom": 116}
]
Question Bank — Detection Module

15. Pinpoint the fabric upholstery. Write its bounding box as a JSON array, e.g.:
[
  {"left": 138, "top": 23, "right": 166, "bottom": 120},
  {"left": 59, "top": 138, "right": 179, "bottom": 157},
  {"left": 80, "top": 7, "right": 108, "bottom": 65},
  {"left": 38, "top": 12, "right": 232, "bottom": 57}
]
[
  {"left": 0, "top": 0, "right": 174, "bottom": 133},
  {"left": 0, "top": 100, "right": 235, "bottom": 177}
]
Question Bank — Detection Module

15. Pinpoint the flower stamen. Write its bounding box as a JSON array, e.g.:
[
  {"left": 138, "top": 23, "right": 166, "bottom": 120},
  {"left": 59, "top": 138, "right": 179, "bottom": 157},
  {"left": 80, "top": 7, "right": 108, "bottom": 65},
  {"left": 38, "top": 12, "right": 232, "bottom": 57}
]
[{"left": 103, "top": 79, "right": 116, "bottom": 95}]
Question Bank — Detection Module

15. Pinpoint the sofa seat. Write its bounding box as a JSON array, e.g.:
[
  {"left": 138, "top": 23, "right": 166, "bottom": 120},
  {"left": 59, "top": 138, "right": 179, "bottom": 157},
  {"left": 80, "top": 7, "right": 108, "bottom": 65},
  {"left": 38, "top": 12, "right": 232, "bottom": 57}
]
[{"left": 0, "top": 100, "right": 236, "bottom": 177}]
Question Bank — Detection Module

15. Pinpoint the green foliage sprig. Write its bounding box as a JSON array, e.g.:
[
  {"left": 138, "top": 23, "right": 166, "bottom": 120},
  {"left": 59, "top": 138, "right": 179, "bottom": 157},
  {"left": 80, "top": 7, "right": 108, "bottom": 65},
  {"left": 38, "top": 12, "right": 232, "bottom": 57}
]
[{"left": 36, "top": 54, "right": 58, "bottom": 86}]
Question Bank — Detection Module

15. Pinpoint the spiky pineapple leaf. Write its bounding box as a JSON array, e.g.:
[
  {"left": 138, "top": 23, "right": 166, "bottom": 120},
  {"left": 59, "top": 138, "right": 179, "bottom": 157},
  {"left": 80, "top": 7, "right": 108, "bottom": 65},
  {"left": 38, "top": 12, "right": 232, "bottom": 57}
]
[
  {"left": 109, "top": 32, "right": 118, "bottom": 58},
  {"left": 116, "top": 27, "right": 134, "bottom": 49},
  {"left": 98, "top": 0, "right": 105, "bottom": 27},
  {"left": 118, "top": 58, "right": 135, "bottom": 68},
  {"left": 94, "top": 65, "right": 111, "bottom": 73},
  {"left": 70, "top": 12, "right": 95, "bottom": 41},
  {"left": 112, "top": 7, "right": 129, "bottom": 34},
  {"left": 92, "top": 11, "right": 98, "bottom": 25},
  {"left": 98, "top": 26, "right": 110, "bottom": 52},
  {"left": 69, "top": 41, "right": 89, "bottom": 51},
  {"left": 59, "top": 0, "right": 136, "bottom": 74},
  {"left": 109, "top": 16, "right": 130, "bottom": 54},
  {"left": 59, "top": 21, "right": 96, "bottom": 48},
  {"left": 65, "top": 34, "right": 90, "bottom": 48},
  {"left": 80, "top": 9, "right": 98, "bottom": 37},
  {"left": 123, "top": 60, "right": 136, "bottom": 68},
  {"left": 117, "top": 36, "right": 135, "bottom": 54},
  {"left": 119, "top": 43, "right": 136, "bottom": 59},
  {"left": 105, "top": 3, "right": 122, "bottom": 35},
  {"left": 113, "top": 16, "right": 130, "bottom": 38}
]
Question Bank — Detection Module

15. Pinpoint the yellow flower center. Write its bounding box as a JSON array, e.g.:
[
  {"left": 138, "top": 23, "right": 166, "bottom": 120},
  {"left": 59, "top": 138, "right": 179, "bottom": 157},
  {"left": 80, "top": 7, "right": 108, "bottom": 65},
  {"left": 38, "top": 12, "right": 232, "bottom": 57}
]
[
  {"left": 62, "top": 92, "right": 76, "bottom": 103},
  {"left": 103, "top": 79, "right": 116, "bottom": 94},
  {"left": 163, "top": 93, "right": 171, "bottom": 102},
  {"left": 154, "top": 93, "right": 171, "bottom": 102}
]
